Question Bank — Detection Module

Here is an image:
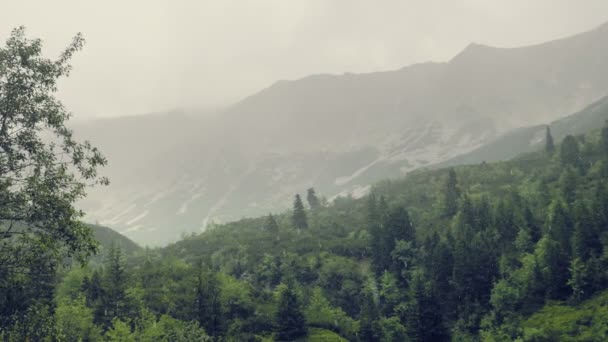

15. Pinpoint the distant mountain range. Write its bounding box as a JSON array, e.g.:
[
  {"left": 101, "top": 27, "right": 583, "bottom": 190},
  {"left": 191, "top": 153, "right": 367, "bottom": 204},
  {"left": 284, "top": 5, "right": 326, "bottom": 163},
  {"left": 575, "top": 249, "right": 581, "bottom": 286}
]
[{"left": 77, "top": 21, "right": 608, "bottom": 246}]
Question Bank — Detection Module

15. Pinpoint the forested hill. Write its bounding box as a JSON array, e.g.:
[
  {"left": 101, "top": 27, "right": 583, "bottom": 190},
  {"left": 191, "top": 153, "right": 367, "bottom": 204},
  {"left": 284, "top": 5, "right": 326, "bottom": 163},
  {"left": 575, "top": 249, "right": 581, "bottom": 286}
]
[
  {"left": 90, "top": 224, "right": 141, "bottom": 256},
  {"left": 39, "top": 121, "right": 608, "bottom": 341}
]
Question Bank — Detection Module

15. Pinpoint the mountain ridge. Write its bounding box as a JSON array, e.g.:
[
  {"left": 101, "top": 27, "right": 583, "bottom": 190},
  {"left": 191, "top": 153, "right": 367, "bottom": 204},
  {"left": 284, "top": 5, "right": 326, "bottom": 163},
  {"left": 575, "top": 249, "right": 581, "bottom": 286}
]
[{"left": 78, "top": 21, "right": 608, "bottom": 245}]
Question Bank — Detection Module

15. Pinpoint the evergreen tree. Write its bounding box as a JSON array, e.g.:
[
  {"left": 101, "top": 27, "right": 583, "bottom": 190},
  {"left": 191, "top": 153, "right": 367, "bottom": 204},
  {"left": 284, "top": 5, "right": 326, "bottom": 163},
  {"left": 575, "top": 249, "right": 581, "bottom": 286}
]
[
  {"left": 83, "top": 270, "right": 105, "bottom": 325},
  {"left": 404, "top": 270, "right": 449, "bottom": 342},
  {"left": 425, "top": 237, "right": 454, "bottom": 311},
  {"left": 196, "top": 263, "right": 224, "bottom": 338},
  {"left": 385, "top": 206, "right": 415, "bottom": 244},
  {"left": 601, "top": 120, "right": 608, "bottom": 157},
  {"left": 545, "top": 125, "right": 555, "bottom": 154},
  {"left": 367, "top": 195, "right": 386, "bottom": 276},
  {"left": 103, "top": 245, "right": 128, "bottom": 327},
  {"left": 560, "top": 135, "right": 581, "bottom": 169},
  {"left": 306, "top": 187, "right": 321, "bottom": 210},
  {"left": 292, "top": 194, "right": 308, "bottom": 229},
  {"left": 276, "top": 281, "right": 307, "bottom": 341},
  {"left": 441, "top": 168, "right": 461, "bottom": 218},
  {"left": 536, "top": 236, "right": 570, "bottom": 300},
  {"left": 547, "top": 200, "right": 574, "bottom": 257},
  {"left": 559, "top": 167, "right": 578, "bottom": 205},
  {"left": 265, "top": 214, "right": 280, "bottom": 236},
  {"left": 571, "top": 202, "right": 601, "bottom": 261},
  {"left": 358, "top": 290, "right": 383, "bottom": 342}
]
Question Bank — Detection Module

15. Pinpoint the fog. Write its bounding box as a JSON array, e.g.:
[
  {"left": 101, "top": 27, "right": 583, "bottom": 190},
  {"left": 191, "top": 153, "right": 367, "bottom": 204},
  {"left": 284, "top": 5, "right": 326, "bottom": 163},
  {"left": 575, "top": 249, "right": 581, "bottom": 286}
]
[{"left": 1, "top": 1, "right": 607, "bottom": 119}]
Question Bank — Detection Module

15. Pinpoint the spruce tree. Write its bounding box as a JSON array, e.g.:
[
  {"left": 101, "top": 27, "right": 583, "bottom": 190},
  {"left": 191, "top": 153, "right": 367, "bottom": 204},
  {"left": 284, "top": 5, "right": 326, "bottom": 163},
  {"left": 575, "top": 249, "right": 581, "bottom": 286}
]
[
  {"left": 103, "top": 245, "right": 128, "bottom": 327},
  {"left": 292, "top": 194, "right": 308, "bottom": 229},
  {"left": 545, "top": 125, "right": 555, "bottom": 154},
  {"left": 442, "top": 168, "right": 460, "bottom": 218},
  {"left": 306, "top": 187, "right": 321, "bottom": 210},
  {"left": 276, "top": 281, "right": 307, "bottom": 341},
  {"left": 404, "top": 270, "right": 449, "bottom": 342}
]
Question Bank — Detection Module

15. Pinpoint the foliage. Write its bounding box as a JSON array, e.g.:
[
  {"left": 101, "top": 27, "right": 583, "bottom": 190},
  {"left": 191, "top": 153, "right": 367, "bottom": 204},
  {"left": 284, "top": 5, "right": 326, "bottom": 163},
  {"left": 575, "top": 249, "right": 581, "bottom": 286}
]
[{"left": 0, "top": 27, "right": 106, "bottom": 337}]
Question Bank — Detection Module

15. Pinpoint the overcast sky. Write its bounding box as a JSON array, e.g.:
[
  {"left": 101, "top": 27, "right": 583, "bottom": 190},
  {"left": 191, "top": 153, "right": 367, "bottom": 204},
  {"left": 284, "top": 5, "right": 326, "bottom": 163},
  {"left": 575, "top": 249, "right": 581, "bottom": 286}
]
[{"left": 1, "top": 1, "right": 607, "bottom": 119}]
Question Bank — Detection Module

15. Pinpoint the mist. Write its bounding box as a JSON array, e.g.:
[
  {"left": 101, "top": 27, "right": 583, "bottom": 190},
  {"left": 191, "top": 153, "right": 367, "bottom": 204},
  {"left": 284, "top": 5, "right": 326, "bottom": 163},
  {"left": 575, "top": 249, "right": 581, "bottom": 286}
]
[{"left": 1, "top": 0, "right": 608, "bottom": 118}]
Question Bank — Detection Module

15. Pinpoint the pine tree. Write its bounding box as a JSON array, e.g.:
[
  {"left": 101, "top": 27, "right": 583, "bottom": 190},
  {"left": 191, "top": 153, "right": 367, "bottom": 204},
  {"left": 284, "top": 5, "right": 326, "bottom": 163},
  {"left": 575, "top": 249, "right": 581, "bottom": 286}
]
[
  {"left": 292, "top": 194, "right": 308, "bottom": 229},
  {"left": 306, "top": 187, "right": 321, "bottom": 210},
  {"left": 545, "top": 125, "right": 555, "bottom": 154},
  {"left": 442, "top": 168, "right": 461, "bottom": 218},
  {"left": 276, "top": 281, "right": 307, "bottom": 341}
]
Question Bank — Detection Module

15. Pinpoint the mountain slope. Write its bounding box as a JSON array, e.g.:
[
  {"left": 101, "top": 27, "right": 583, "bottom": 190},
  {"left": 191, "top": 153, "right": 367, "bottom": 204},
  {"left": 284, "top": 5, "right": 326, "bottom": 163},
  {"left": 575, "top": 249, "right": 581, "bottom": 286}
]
[
  {"left": 79, "top": 21, "right": 608, "bottom": 245},
  {"left": 90, "top": 224, "right": 141, "bottom": 256},
  {"left": 441, "top": 95, "right": 608, "bottom": 166}
]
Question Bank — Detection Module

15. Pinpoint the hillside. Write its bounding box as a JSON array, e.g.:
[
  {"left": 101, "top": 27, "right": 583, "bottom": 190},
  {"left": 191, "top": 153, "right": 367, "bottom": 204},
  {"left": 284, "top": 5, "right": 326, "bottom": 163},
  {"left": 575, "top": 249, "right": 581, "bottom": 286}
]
[
  {"left": 43, "top": 119, "right": 608, "bottom": 341},
  {"left": 442, "top": 95, "right": 608, "bottom": 166},
  {"left": 77, "top": 21, "right": 608, "bottom": 246},
  {"left": 90, "top": 224, "right": 141, "bottom": 256}
]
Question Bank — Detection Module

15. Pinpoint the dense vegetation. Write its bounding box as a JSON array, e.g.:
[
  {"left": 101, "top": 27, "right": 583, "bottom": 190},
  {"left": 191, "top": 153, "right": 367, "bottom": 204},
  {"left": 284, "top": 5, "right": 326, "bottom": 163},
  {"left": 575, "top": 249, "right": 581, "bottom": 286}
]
[{"left": 3, "top": 28, "right": 608, "bottom": 341}]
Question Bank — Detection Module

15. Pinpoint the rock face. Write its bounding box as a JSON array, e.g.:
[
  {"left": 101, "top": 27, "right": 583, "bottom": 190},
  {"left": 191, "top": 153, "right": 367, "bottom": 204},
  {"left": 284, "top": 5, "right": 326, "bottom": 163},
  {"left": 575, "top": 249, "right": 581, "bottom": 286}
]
[{"left": 77, "top": 22, "right": 608, "bottom": 246}]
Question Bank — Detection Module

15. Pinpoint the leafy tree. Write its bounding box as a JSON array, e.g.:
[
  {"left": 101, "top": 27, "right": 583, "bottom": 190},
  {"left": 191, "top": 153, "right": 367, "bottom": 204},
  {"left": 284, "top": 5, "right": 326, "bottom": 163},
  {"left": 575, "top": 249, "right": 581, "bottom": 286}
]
[
  {"left": 276, "top": 281, "right": 307, "bottom": 341},
  {"left": 304, "top": 287, "right": 358, "bottom": 339},
  {"left": 307, "top": 187, "right": 321, "bottom": 210},
  {"left": 567, "top": 258, "right": 590, "bottom": 303},
  {"left": 378, "top": 316, "right": 407, "bottom": 342},
  {"left": 292, "top": 194, "right": 308, "bottom": 229},
  {"left": 0, "top": 27, "right": 107, "bottom": 331},
  {"left": 55, "top": 296, "right": 102, "bottom": 341},
  {"left": 104, "top": 318, "right": 133, "bottom": 341},
  {"left": 545, "top": 126, "right": 555, "bottom": 154}
]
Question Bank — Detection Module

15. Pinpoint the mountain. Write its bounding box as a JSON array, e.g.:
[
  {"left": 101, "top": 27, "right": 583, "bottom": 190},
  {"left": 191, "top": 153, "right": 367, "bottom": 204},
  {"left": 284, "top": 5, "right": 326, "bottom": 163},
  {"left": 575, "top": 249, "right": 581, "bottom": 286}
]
[
  {"left": 77, "top": 22, "right": 608, "bottom": 245},
  {"left": 90, "top": 224, "right": 141, "bottom": 256},
  {"left": 441, "top": 95, "right": 608, "bottom": 167}
]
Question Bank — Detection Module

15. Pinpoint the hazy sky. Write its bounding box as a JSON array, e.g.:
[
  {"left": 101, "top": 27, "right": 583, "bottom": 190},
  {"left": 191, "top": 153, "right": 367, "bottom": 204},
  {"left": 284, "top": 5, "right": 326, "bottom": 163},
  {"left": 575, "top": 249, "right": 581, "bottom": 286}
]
[{"left": 1, "top": 1, "right": 608, "bottom": 118}]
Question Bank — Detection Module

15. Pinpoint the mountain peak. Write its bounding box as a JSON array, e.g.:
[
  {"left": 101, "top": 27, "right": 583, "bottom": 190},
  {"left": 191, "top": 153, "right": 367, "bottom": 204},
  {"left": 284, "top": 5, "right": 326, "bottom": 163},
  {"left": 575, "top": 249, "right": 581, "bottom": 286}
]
[{"left": 449, "top": 42, "right": 496, "bottom": 64}]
